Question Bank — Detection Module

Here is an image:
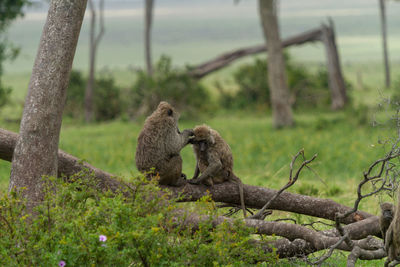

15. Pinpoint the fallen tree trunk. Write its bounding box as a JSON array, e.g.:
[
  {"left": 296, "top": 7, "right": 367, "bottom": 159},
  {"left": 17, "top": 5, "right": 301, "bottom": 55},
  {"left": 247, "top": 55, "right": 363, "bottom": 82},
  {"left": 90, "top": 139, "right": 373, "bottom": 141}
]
[
  {"left": 174, "top": 209, "right": 383, "bottom": 259},
  {"left": 188, "top": 27, "right": 322, "bottom": 79},
  {"left": 0, "top": 128, "right": 374, "bottom": 226},
  {"left": 1, "top": 127, "right": 385, "bottom": 263}
]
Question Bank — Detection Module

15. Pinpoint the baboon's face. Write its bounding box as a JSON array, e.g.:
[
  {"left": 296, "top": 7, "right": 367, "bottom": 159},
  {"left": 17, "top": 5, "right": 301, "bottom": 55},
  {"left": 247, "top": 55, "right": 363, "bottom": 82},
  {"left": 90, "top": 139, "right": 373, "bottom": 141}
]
[
  {"left": 193, "top": 126, "right": 213, "bottom": 152},
  {"left": 381, "top": 202, "right": 394, "bottom": 220}
]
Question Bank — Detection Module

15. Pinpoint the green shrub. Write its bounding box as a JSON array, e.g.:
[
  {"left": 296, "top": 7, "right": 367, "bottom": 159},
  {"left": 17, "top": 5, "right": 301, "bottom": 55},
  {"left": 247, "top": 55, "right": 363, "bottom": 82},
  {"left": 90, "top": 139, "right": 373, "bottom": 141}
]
[
  {"left": 0, "top": 83, "right": 11, "bottom": 109},
  {"left": 0, "top": 171, "right": 276, "bottom": 266},
  {"left": 64, "top": 71, "right": 122, "bottom": 121},
  {"left": 129, "top": 55, "right": 211, "bottom": 119},
  {"left": 93, "top": 75, "right": 122, "bottom": 121},
  {"left": 64, "top": 70, "right": 85, "bottom": 118},
  {"left": 219, "top": 55, "right": 334, "bottom": 110}
]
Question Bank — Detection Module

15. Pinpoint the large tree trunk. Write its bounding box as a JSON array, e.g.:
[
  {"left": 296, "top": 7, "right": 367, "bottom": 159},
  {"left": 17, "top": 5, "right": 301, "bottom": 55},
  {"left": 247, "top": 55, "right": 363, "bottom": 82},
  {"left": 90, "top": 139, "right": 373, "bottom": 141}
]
[
  {"left": 379, "top": 0, "right": 390, "bottom": 88},
  {"left": 144, "top": 0, "right": 154, "bottom": 76},
  {"left": 258, "top": 0, "right": 293, "bottom": 128},
  {"left": 9, "top": 0, "right": 87, "bottom": 208},
  {"left": 321, "top": 20, "right": 347, "bottom": 110},
  {"left": 84, "top": 0, "right": 105, "bottom": 123}
]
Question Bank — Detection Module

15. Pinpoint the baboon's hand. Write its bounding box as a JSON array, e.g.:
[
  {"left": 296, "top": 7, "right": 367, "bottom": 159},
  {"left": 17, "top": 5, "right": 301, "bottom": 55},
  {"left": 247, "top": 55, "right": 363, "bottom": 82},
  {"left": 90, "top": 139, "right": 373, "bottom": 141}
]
[
  {"left": 183, "top": 129, "right": 194, "bottom": 136},
  {"left": 188, "top": 178, "right": 201, "bottom": 185}
]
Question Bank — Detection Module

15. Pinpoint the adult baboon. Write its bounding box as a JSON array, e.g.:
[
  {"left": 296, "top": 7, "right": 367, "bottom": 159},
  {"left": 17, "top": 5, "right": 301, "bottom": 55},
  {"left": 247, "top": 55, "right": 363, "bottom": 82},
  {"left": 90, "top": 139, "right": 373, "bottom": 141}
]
[
  {"left": 135, "top": 101, "right": 193, "bottom": 186},
  {"left": 188, "top": 125, "right": 247, "bottom": 217},
  {"left": 380, "top": 202, "right": 394, "bottom": 242},
  {"left": 385, "top": 194, "right": 400, "bottom": 266}
]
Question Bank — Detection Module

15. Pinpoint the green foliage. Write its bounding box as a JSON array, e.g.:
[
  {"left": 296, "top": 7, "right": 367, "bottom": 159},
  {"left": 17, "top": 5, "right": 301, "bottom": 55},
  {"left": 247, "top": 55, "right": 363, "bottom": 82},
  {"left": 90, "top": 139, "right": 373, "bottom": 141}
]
[
  {"left": 64, "top": 70, "right": 85, "bottom": 118},
  {"left": 219, "top": 56, "right": 333, "bottom": 110},
  {"left": 129, "top": 55, "right": 211, "bottom": 119},
  {"left": 0, "top": 0, "right": 29, "bottom": 32},
  {"left": 65, "top": 71, "right": 122, "bottom": 121},
  {"left": 0, "top": 0, "right": 30, "bottom": 110},
  {"left": 0, "top": 172, "right": 276, "bottom": 266}
]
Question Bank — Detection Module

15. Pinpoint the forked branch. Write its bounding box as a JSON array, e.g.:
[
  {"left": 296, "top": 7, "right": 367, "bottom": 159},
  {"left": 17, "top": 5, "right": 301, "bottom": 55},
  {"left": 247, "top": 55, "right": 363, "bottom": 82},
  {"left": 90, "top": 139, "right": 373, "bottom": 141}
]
[{"left": 249, "top": 149, "right": 317, "bottom": 220}]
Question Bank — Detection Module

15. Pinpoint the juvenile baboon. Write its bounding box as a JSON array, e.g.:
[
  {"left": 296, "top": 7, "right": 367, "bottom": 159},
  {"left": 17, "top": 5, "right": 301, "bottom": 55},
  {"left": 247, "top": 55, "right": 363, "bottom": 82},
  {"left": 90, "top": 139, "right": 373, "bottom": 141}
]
[
  {"left": 188, "top": 125, "right": 247, "bottom": 217},
  {"left": 135, "top": 101, "right": 193, "bottom": 186},
  {"left": 385, "top": 194, "right": 400, "bottom": 266},
  {"left": 380, "top": 202, "right": 394, "bottom": 242}
]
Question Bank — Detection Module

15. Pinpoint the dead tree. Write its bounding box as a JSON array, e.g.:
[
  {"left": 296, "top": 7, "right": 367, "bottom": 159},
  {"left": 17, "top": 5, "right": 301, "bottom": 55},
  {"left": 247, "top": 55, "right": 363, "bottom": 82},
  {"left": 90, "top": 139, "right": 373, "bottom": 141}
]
[
  {"left": 144, "top": 0, "right": 154, "bottom": 76},
  {"left": 9, "top": 0, "right": 87, "bottom": 209},
  {"left": 379, "top": 0, "right": 391, "bottom": 88},
  {"left": 188, "top": 27, "right": 322, "bottom": 79},
  {"left": 85, "top": 0, "right": 105, "bottom": 123},
  {"left": 189, "top": 22, "right": 347, "bottom": 110},
  {"left": 258, "top": 0, "right": 293, "bottom": 128},
  {"left": 321, "top": 19, "right": 347, "bottom": 110}
]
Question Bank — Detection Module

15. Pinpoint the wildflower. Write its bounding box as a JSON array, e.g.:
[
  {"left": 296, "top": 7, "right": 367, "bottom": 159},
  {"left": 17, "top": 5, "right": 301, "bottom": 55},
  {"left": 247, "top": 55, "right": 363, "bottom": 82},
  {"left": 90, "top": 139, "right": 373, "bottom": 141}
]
[
  {"left": 59, "top": 260, "right": 66, "bottom": 267},
  {"left": 99, "top": 235, "right": 107, "bottom": 242}
]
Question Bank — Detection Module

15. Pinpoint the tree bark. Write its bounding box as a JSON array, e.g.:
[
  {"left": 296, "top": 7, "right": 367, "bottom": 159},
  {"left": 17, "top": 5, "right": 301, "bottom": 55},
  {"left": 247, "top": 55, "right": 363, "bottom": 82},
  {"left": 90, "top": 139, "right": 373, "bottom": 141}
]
[
  {"left": 379, "top": 0, "right": 390, "bottom": 88},
  {"left": 9, "top": 0, "right": 87, "bottom": 208},
  {"left": 258, "top": 0, "right": 293, "bottom": 128},
  {"left": 321, "top": 19, "right": 347, "bottom": 110},
  {"left": 144, "top": 0, "right": 154, "bottom": 76},
  {"left": 85, "top": 0, "right": 105, "bottom": 123}
]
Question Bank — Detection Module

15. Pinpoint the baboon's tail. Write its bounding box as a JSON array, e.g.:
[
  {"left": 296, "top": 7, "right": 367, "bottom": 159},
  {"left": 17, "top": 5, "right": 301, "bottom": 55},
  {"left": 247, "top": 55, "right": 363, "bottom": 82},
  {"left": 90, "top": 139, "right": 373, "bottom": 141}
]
[{"left": 232, "top": 174, "right": 247, "bottom": 218}]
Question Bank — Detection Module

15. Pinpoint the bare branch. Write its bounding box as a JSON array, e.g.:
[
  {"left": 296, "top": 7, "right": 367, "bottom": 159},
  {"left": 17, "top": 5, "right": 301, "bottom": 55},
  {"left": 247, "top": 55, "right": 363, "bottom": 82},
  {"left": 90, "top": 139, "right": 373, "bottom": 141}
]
[{"left": 249, "top": 149, "right": 317, "bottom": 220}]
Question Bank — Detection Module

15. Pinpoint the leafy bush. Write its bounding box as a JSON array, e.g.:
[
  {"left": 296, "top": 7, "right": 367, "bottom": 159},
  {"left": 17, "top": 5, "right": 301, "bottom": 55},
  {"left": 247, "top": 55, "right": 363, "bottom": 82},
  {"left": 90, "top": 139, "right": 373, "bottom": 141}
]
[
  {"left": 0, "top": 83, "right": 11, "bottom": 109},
  {"left": 129, "top": 56, "right": 211, "bottom": 119},
  {"left": 64, "top": 70, "right": 122, "bottom": 121},
  {"left": 219, "top": 56, "right": 333, "bottom": 110},
  {"left": 0, "top": 172, "right": 276, "bottom": 266}
]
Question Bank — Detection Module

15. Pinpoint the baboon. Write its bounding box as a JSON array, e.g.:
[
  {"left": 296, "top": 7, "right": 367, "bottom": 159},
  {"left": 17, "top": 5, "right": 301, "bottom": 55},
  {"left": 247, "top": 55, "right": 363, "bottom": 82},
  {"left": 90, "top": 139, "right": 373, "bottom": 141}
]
[
  {"left": 188, "top": 125, "right": 247, "bottom": 217},
  {"left": 385, "top": 195, "right": 400, "bottom": 266},
  {"left": 380, "top": 202, "right": 394, "bottom": 242},
  {"left": 135, "top": 101, "right": 193, "bottom": 186}
]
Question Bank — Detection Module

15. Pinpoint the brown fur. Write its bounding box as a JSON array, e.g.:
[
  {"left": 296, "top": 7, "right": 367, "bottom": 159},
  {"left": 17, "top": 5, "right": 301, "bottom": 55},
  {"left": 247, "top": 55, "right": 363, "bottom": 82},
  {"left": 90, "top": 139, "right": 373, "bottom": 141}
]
[
  {"left": 385, "top": 195, "right": 400, "bottom": 266},
  {"left": 189, "top": 125, "right": 247, "bottom": 217},
  {"left": 135, "top": 101, "right": 193, "bottom": 186}
]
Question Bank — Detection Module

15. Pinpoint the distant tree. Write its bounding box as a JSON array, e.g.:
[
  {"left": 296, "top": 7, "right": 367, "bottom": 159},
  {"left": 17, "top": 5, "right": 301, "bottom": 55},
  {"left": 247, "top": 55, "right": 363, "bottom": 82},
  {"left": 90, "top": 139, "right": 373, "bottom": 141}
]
[
  {"left": 258, "top": 0, "right": 293, "bottom": 127},
  {"left": 9, "top": 0, "right": 87, "bottom": 210},
  {"left": 0, "top": 0, "right": 30, "bottom": 109},
  {"left": 85, "top": 0, "right": 105, "bottom": 123},
  {"left": 144, "top": 0, "right": 154, "bottom": 75},
  {"left": 379, "top": 0, "right": 390, "bottom": 88}
]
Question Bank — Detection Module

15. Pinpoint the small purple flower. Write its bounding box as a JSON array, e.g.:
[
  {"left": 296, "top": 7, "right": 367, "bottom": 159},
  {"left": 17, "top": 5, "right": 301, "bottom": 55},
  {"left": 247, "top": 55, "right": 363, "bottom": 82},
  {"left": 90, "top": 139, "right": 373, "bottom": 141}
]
[
  {"left": 59, "top": 260, "right": 66, "bottom": 267},
  {"left": 99, "top": 235, "right": 107, "bottom": 242}
]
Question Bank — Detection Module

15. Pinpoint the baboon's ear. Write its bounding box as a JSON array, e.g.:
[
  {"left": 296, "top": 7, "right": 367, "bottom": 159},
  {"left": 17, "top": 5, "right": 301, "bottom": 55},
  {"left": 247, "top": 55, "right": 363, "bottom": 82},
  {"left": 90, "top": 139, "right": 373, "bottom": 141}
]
[
  {"left": 167, "top": 109, "right": 173, "bottom": 116},
  {"left": 209, "top": 135, "right": 215, "bottom": 145}
]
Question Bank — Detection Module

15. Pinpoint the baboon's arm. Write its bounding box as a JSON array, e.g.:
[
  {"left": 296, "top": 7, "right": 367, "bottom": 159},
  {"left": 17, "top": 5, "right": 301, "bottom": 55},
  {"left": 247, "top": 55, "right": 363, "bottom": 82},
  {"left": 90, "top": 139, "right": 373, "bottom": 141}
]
[
  {"left": 188, "top": 154, "right": 222, "bottom": 185},
  {"left": 180, "top": 129, "right": 194, "bottom": 148},
  {"left": 192, "top": 162, "right": 200, "bottom": 179}
]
